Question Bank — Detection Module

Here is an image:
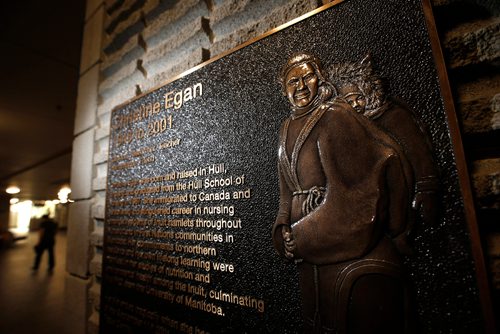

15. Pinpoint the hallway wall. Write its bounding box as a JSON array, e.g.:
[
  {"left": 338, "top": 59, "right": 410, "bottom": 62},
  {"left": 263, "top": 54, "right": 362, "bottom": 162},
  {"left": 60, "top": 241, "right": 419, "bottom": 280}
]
[{"left": 67, "top": 0, "right": 500, "bottom": 332}]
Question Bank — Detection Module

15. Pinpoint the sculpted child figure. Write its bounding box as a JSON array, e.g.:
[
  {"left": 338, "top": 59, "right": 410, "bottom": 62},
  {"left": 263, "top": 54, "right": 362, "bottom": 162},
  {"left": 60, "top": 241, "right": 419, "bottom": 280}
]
[
  {"left": 329, "top": 55, "right": 439, "bottom": 227},
  {"left": 272, "top": 52, "right": 415, "bottom": 333}
]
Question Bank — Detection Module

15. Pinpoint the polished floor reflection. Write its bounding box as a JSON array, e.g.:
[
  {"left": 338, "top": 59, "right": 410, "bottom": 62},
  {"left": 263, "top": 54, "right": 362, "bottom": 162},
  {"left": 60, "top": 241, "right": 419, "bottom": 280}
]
[{"left": 0, "top": 231, "right": 70, "bottom": 334}]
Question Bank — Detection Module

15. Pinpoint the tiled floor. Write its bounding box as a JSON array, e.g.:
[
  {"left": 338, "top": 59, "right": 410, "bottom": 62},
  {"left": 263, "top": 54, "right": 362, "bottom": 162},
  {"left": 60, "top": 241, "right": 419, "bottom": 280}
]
[{"left": 0, "top": 231, "right": 71, "bottom": 334}]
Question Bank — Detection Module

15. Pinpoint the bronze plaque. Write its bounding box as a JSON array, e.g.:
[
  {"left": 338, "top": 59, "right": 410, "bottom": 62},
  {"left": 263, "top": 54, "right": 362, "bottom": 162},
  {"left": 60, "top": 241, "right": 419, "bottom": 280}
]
[{"left": 101, "top": 0, "right": 493, "bottom": 333}]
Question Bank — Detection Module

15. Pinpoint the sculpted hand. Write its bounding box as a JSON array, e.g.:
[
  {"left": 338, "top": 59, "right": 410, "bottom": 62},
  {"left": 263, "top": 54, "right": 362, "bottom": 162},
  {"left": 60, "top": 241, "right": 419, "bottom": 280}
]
[{"left": 281, "top": 226, "right": 296, "bottom": 260}]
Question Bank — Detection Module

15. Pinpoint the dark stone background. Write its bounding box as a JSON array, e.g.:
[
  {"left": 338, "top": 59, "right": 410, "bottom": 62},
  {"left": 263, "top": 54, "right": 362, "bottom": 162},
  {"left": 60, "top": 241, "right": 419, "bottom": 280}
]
[{"left": 101, "top": 0, "right": 485, "bottom": 332}]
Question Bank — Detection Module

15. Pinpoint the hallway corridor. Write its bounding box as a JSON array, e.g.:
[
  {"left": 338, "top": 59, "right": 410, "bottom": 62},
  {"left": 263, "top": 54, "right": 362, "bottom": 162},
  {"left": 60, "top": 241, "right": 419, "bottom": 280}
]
[{"left": 0, "top": 231, "right": 71, "bottom": 334}]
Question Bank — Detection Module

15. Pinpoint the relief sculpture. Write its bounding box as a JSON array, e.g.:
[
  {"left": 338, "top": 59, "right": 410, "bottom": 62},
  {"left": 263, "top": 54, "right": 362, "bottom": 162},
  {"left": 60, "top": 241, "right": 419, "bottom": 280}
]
[
  {"left": 328, "top": 54, "right": 439, "bottom": 227},
  {"left": 272, "top": 52, "right": 439, "bottom": 333}
]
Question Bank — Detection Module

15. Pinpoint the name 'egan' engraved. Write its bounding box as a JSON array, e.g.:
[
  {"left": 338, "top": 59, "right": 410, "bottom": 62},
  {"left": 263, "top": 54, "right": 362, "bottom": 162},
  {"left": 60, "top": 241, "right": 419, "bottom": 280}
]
[{"left": 165, "top": 82, "right": 203, "bottom": 110}]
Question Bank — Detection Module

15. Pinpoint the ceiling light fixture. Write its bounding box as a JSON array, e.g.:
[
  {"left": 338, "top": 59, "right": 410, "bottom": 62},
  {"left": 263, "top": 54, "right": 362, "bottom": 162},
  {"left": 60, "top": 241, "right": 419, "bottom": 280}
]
[
  {"left": 6, "top": 186, "right": 20, "bottom": 194},
  {"left": 58, "top": 186, "right": 72, "bottom": 204}
]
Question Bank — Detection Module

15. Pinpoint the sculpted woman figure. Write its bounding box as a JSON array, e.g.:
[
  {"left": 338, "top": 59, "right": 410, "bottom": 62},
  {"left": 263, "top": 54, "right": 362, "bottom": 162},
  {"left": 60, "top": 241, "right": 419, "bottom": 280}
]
[{"left": 272, "top": 52, "right": 415, "bottom": 333}]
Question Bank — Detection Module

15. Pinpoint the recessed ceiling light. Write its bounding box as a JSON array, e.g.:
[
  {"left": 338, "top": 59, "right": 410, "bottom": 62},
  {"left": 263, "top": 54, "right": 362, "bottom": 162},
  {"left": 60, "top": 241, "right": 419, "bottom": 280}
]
[{"left": 6, "top": 186, "right": 20, "bottom": 194}]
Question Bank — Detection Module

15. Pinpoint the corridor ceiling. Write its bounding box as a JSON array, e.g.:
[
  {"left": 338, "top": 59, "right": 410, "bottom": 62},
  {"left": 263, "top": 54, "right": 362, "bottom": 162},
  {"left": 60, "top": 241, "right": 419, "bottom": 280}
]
[{"left": 0, "top": 0, "right": 86, "bottom": 201}]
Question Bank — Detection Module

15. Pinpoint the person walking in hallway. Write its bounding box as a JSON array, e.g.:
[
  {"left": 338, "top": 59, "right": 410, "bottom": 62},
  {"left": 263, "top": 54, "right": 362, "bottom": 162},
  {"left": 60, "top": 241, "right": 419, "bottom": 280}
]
[{"left": 32, "top": 214, "right": 58, "bottom": 272}]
